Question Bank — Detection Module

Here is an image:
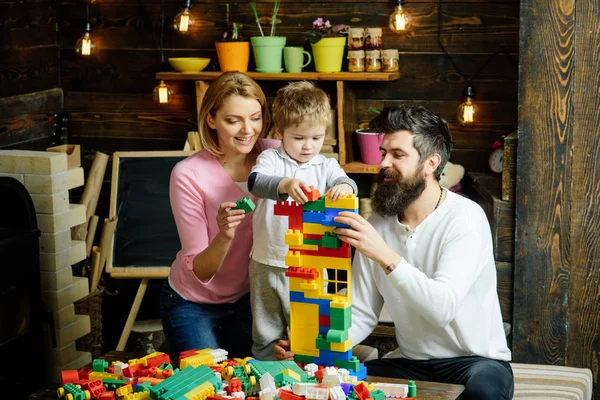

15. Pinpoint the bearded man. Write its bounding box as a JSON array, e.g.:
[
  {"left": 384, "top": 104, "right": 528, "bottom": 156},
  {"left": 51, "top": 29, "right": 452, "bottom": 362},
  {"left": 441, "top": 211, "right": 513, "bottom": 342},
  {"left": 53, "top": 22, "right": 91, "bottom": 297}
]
[{"left": 333, "top": 105, "right": 514, "bottom": 399}]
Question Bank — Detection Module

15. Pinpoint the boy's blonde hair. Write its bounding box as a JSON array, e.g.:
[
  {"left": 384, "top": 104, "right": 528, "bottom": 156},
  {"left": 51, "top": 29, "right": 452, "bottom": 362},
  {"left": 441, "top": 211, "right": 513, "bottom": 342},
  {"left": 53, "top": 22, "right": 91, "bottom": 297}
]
[
  {"left": 198, "top": 72, "right": 270, "bottom": 156},
  {"left": 272, "top": 81, "right": 332, "bottom": 133}
]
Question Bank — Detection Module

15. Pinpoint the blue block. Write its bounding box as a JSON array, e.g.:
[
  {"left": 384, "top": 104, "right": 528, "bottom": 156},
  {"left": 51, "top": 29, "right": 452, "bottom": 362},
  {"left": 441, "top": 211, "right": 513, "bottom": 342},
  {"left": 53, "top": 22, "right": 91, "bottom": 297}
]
[
  {"left": 319, "top": 326, "right": 329, "bottom": 337},
  {"left": 303, "top": 211, "right": 325, "bottom": 224},
  {"left": 290, "top": 293, "right": 330, "bottom": 316},
  {"left": 290, "top": 291, "right": 305, "bottom": 302},
  {"left": 324, "top": 207, "right": 358, "bottom": 218},
  {"left": 321, "top": 215, "right": 351, "bottom": 228},
  {"left": 350, "top": 364, "right": 367, "bottom": 380},
  {"left": 341, "top": 383, "right": 354, "bottom": 396},
  {"left": 313, "top": 350, "right": 338, "bottom": 367}
]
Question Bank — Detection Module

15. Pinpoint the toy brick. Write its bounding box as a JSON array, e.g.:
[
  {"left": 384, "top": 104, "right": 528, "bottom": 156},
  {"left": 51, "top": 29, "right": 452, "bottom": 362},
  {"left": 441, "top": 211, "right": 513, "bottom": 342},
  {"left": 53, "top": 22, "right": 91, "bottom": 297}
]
[
  {"left": 50, "top": 351, "right": 92, "bottom": 383},
  {"left": 303, "top": 223, "right": 334, "bottom": 235},
  {"left": 285, "top": 267, "right": 319, "bottom": 280},
  {"left": 285, "top": 251, "right": 303, "bottom": 267},
  {"left": 39, "top": 228, "right": 71, "bottom": 253},
  {"left": 47, "top": 144, "right": 81, "bottom": 169},
  {"left": 37, "top": 203, "right": 86, "bottom": 233},
  {"left": 318, "top": 315, "right": 330, "bottom": 326},
  {"left": 0, "top": 172, "right": 24, "bottom": 184},
  {"left": 0, "top": 150, "right": 68, "bottom": 175},
  {"left": 232, "top": 197, "right": 256, "bottom": 213},
  {"left": 40, "top": 265, "right": 74, "bottom": 291},
  {"left": 315, "top": 337, "right": 330, "bottom": 351},
  {"left": 326, "top": 329, "right": 348, "bottom": 343},
  {"left": 21, "top": 167, "right": 84, "bottom": 195},
  {"left": 296, "top": 244, "right": 351, "bottom": 259},
  {"left": 302, "top": 196, "right": 325, "bottom": 212},
  {"left": 301, "top": 186, "right": 322, "bottom": 202},
  {"left": 42, "top": 276, "right": 89, "bottom": 311},
  {"left": 54, "top": 304, "right": 76, "bottom": 330},
  {"left": 330, "top": 306, "right": 352, "bottom": 331},
  {"left": 299, "top": 280, "right": 319, "bottom": 291},
  {"left": 321, "top": 232, "right": 341, "bottom": 249},
  {"left": 302, "top": 211, "right": 325, "bottom": 224},
  {"left": 47, "top": 341, "right": 77, "bottom": 366},
  {"left": 30, "top": 190, "right": 69, "bottom": 214},
  {"left": 329, "top": 338, "right": 352, "bottom": 352},
  {"left": 325, "top": 193, "right": 358, "bottom": 210},
  {"left": 303, "top": 255, "right": 351, "bottom": 270},
  {"left": 70, "top": 240, "right": 86, "bottom": 265},
  {"left": 334, "top": 356, "right": 360, "bottom": 373},
  {"left": 285, "top": 230, "right": 303, "bottom": 246},
  {"left": 303, "top": 238, "right": 321, "bottom": 246}
]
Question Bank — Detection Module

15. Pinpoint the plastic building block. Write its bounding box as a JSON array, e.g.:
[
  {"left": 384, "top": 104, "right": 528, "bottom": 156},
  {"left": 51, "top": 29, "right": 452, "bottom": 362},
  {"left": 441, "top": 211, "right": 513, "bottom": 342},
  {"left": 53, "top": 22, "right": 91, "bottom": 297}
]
[
  {"left": 285, "top": 230, "right": 303, "bottom": 246},
  {"left": 302, "top": 222, "right": 335, "bottom": 235},
  {"left": 93, "top": 359, "right": 109, "bottom": 372},
  {"left": 408, "top": 380, "right": 417, "bottom": 397},
  {"left": 99, "top": 392, "right": 115, "bottom": 400},
  {"left": 321, "top": 232, "right": 341, "bottom": 249},
  {"left": 353, "top": 382, "right": 370, "bottom": 400},
  {"left": 326, "top": 329, "right": 348, "bottom": 343},
  {"left": 232, "top": 197, "right": 256, "bottom": 213},
  {"left": 301, "top": 186, "right": 322, "bottom": 202},
  {"left": 115, "top": 384, "right": 133, "bottom": 397},
  {"left": 61, "top": 370, "right": 80, "bottom": 385},
  {"left": 57, "top": 383, "right": 90, "bottom": 400},
  {"left": 285, "top": 251, "right": 303, "bottom": 267},
  {"left": 315, "top": 337, "right": 330, "bottom": 351},
  {"left": 144, "top": 352, "right": 171, "bottom": 368},
  {"left": 303, "top": 211, "right": 325, "bottom": 224},
  {"left": 81, "top": 380, "right": 106, "bottom": 398},
  {"left": 318, "top": 315, "right": 330, "bottom": 326},
  {"left": 302, "top": 196, "right": 325, "bottom": 212},
  {"left": 329, "top": 338, "right": 352, "bottom": 353},
  {"left": 330, "top": 306, "right": 351, "bottom": 331},
  {"left": 334, "top": 356, "right": 360, "bottom": 373},
  {"left": 285, "top": 267, "right": 319, "bottom": 280},
  {"left": 325, "top": 193, "right": 358, "bottom": 210},
  {"left": 372, "top": 383, "right": 408, "bottom": 398}
]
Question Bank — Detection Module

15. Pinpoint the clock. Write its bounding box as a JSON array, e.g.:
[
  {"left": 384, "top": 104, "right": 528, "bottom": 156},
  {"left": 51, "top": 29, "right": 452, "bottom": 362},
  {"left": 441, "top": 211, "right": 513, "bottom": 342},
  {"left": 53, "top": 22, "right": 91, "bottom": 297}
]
[{"left": 489, "top": 139, "right": 504, "bottom": 174}]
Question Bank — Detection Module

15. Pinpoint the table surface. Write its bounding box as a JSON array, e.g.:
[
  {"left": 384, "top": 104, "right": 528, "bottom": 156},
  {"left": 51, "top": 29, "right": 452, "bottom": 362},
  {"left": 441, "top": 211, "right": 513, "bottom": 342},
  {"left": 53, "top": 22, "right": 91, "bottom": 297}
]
[{"left": 29, "top": 351, "right": 464, "bottom": 400}]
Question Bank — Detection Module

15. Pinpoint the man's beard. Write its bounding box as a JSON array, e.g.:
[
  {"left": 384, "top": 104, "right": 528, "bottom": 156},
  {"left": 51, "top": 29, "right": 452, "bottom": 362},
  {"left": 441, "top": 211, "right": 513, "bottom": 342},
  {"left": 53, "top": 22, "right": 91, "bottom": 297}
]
[{"left": 372, "top": 163, "right": 426, "bottom": 217}]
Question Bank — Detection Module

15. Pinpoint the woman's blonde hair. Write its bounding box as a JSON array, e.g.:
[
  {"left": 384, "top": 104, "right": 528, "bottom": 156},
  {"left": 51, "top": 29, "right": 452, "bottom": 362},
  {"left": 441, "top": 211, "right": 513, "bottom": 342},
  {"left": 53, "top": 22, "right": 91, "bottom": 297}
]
[
  {"left": 198, "top": 72, "right": 270, "bottom": 156},
  {"left": 272, "top": 81, "right": 332, "bottom": 133}
]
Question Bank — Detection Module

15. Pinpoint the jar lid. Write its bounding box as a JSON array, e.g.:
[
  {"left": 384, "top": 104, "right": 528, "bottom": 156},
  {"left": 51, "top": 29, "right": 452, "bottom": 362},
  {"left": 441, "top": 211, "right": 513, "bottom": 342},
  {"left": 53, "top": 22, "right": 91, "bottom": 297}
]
[
  {"left": 365, "top": 27, "right": 383, "bottom": 35},
  {"left": 365, "top": 50, "right": 381, "bottom": 57},
  {"left": 347, "top": 50, "right": 366, "bottom": 58},
  {"left": 349, "top": 27, "right": 365, "bottom": 34},
  {"left": 382, "top": 49, "right": 399, "bottom": 57}
]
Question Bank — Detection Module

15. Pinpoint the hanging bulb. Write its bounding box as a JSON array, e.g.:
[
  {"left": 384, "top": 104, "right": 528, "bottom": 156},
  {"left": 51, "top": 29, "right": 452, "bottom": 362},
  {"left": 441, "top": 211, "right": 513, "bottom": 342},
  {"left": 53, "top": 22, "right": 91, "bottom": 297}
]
[
  {"left": 389, "top": 1, "right": 411, "bottom": 32},
  {"left": 456, "top": 86, "right": 477, "bottom": 127},
  {"left": 173, "top": 1, "right": 193, "bottom": 35},
  {"left": 153, "top": 81, "right": 174, "bottom": 104},
  {"left": 75, "top": 23, "right": 95, "bottom": 56}
]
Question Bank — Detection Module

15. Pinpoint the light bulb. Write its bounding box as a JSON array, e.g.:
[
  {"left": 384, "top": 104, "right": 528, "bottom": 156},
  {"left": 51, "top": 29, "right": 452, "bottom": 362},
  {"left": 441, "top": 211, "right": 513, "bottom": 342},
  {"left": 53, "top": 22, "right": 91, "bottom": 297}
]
[
  {"left": 153, "top": 81, "right": 174, "bottom": 104},
  {"left": 173, "top": 7, "right": 193, "bottom": 34},
  {"left": 456, "top": 86, "right": 477, "bottom": 127},
  {"left": 75, "top": 24, "right": 95, "bottom": 56},
  {"left": 389, "top": 3, "right": 411, "bottom": 32}
]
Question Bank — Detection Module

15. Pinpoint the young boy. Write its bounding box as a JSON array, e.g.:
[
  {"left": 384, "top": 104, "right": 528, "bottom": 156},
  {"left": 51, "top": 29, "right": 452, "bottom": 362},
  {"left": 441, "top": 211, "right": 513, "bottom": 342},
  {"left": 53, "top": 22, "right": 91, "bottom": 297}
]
[{"left": 248, "top": 81, "right": 358, "bottom": 360}]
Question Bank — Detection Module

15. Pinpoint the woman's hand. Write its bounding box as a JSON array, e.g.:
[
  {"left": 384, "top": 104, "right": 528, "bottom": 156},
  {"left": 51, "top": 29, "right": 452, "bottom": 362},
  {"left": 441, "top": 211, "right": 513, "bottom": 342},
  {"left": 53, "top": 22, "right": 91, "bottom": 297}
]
[
  {"left": 327, "top": 183, "right": 354, "bottom": 201},
  {"left": 279, "top": 178, "right": 309, "bottom": 204},
  {"left": 217, "top": 202, "right": 247, "bottom": 241},
  {"left": 334, "top": 211, "right": 398, "bottom": 267},
  {"left": 274, "top": 339, "right": 294, "bottom": 361}
]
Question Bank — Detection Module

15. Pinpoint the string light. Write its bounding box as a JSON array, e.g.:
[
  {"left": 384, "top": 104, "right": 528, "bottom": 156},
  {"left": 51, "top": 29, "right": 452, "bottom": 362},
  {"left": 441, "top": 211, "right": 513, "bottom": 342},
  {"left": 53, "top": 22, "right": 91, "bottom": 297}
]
[
  {"left": 173, "top": 0, "right": 194, "bottom": 35},
  {"left": 154, "top": 0, "right": 174, "bottom": 104},
  {"left": 75, "top": 3, "right": 95, "bottom": 56},
  {"left": 389, "top": 0, "right": 411, "bottom": 33},
  {"left": 456, "top": 86, "right": 477, "bottom": 126}
]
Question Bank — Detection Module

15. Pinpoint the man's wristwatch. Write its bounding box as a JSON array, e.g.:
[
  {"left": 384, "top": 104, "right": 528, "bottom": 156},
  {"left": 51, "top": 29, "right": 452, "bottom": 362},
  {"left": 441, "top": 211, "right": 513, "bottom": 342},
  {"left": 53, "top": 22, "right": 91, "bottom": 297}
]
[{"left": 385, "top": 262, "right": 397, "bottom": 274}]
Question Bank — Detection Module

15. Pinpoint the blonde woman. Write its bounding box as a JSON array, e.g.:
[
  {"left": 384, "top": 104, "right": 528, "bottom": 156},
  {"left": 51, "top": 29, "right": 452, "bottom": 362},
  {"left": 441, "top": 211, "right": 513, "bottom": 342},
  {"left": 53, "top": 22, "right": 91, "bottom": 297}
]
[{"left": 160, "top": 72, "right": 278, "bottom": 359}]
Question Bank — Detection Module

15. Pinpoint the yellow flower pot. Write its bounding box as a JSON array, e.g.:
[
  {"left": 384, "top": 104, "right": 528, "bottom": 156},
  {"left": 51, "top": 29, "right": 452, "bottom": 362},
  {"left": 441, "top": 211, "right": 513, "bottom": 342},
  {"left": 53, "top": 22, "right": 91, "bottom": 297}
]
[{"left": 311, "top": 37, "right": 347, "bottom": 73}]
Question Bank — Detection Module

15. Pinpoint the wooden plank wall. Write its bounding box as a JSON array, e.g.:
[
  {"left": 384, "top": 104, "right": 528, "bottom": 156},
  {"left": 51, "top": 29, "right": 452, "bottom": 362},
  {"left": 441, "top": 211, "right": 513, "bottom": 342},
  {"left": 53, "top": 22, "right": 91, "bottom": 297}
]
[{"left": 514, "top": 0, "right": 600, "bottom": 396}]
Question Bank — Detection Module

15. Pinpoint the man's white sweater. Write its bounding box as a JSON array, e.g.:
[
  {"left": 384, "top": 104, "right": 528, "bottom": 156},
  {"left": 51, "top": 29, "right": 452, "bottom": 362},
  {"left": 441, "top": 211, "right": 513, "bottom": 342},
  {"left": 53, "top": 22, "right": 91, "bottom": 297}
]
[{"left": 350, "top": 189, "right": 511, "bottom": 361}]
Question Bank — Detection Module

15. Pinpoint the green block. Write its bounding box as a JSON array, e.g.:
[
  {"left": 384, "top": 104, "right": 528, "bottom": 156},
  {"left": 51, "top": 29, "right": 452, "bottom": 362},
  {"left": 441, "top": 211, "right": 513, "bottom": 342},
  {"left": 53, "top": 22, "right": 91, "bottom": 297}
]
[
  {"left": 330, "top": 306, "right": 352, "bottom": 330},
  {"left": 232, "top": 197, "right": 256, "bottom": 213},
  {"left": 275, "top": 372, "right": 300, "bottom": 387},
  {"left": 321, "top": 232, "right": 341, "bottom": 248},
  {"left": 303, "top": 238, "right": 322, "bottom": 246},
  {"left": 294, "top": 354, "right": 315, "bottom": 364},
  {"left": 302, "top": 196, "right": 325, "bottom": 212},
  {"left": 92, "top": 359, "right": 108, "bottom": 372},
  {"left": 334, "top": 356, "right": 360, "bottom": 372},
  {"left": 370, "top": 390, "right": 385, "bottom": 400},
  {"left": 315, "top": 336, "right": 330, "bottom": 350},
  {"left": 326, "top": 329, "right": 348, "bottom": 343},
  {"left": 102, "top": 379, "right": 127, "bottom": 390}
]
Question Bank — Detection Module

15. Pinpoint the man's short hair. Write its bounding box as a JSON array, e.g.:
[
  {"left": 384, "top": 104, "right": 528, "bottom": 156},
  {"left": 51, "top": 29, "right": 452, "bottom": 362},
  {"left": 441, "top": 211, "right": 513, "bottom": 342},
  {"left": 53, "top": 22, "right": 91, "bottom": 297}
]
[
  {"left": 369, "top": 104, "right": 453, "bottom": 180},
  {"left": 272, "top": 81, "right": 332, "bottom": 132}
]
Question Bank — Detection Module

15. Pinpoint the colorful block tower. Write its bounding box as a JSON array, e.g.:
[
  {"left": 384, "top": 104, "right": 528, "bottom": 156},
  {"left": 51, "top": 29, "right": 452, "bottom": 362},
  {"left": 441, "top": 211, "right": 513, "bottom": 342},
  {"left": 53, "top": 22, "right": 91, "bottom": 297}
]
[{"left": 274, "top": 188, "right": 366, "bottom": 379}]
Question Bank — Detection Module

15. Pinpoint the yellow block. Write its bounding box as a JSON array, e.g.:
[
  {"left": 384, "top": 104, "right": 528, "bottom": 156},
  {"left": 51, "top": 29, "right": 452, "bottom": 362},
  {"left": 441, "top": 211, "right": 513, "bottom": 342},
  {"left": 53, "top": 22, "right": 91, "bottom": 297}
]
[
  {"left": 330, "top": 338, "right": 353, "bottom": 352},
  {"left": 303, "top": 223, "right": 335, "bottom": 235},
  {"left": 184, "top": 381, "right": 215, "bottom": 400},
  {"left": 285, "top": 230, "right": 303, "bottom": 246},
  {"left": 285, "top": 251, "right": 303, "bottom": 267},
  {"left": 291, "top": 302, "right": 320, "bottom": 357},
  {"left": 325, "top": 193, "right": 359, "bottom": 210},
  {"left": 282, "top": 369, "right": 301, "bottom": 382},
  {"left": 289, "top": 243, "right": 319, "bottom": 251},
  {"left": 303, "top": 255, "right": 351, "bottom": 270},
  {"left": 330, "top": 296, "right": 351, "bottom": 308}
]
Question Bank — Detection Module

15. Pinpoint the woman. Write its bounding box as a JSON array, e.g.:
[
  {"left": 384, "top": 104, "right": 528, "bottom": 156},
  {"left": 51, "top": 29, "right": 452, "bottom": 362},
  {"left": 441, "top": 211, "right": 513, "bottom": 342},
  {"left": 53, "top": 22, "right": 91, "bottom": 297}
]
[{"left": 160, "top": 72, "right": 278, "bottom": 359}]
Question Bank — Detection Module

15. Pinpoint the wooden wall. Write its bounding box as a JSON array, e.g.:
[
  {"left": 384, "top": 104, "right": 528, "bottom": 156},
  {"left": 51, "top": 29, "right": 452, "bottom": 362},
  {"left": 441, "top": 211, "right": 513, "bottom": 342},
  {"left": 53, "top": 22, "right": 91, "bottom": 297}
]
[
  {"left": 0, "top": 0, "right": 61, "bottom": 150},
  {"left": 514, "top": 0, "right": 600, "bottom": 396}
]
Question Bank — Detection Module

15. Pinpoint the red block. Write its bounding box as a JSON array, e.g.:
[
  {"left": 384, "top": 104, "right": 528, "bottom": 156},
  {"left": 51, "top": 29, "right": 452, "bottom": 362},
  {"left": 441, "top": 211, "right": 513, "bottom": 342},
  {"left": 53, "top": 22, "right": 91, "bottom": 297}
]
[
  {"left": 279, "top": 389, "right": 305, "bottom": 400},
  {"left": 99, "top": 391, "right": 115, "bottom": 400},
  {"left": 354, "top": 382, "right": 370, "bottom": 400},
  {"left": 146, "top": 353, "right": 171, "bottom": 368},
  {"left": 61, "top": 370, "right": 79, "bottom": 385},
  {"left": 81, "top": 379, "right": 106, "bottom": 397},
  {"left": 302, "top": 186, "right": 321, "bottom": 202},
  {"left": 78, "top": 367, "right": 91, "bottom": 380},
  {"left": 318, "top": 315, "right": 330, "bottom": 326},
  {"left": 122, "top": 363, "right": 142, "bottom": 378},
  {"left": 285, "top": 267, "right": 319, "bottom": 279}
]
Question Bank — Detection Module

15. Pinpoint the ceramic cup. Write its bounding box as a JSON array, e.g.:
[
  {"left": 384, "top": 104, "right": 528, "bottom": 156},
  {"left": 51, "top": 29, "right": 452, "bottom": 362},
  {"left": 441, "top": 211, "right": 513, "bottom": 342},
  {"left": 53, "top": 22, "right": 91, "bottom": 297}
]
[{"left": 283, "top": 46, "right": 312, "bottom": 73}]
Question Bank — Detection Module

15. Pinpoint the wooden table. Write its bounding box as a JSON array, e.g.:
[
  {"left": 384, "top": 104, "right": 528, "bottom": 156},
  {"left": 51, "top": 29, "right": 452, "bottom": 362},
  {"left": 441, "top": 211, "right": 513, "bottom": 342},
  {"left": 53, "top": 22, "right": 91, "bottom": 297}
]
[{"left": 28, "top": 351, "right": 464, "bottom": 400}]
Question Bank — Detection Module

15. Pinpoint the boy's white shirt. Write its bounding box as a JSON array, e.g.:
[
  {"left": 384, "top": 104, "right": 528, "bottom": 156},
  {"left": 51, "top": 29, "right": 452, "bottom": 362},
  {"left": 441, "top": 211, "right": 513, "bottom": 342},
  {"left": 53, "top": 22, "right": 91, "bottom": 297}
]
[{"left": 250, "top": 145, "right": 349, "bottom": 268}]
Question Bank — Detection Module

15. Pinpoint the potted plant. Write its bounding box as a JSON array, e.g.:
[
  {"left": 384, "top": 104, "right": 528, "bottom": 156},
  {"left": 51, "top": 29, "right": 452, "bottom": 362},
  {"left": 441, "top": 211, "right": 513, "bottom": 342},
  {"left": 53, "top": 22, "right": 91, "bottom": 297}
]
[
  {"left": 304, "top": 18, "right": 350, "bottom": 73},
  {"left": 250, "top": 1, "right": 286, "bottom": 73},
  {"left": 215, "top": 23, "right": 250, "bottom": 72}
]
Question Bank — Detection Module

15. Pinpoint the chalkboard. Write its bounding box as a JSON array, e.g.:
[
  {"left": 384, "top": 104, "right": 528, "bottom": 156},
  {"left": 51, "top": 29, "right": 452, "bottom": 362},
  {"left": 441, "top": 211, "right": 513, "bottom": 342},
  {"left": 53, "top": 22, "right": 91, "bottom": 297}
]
[{"left": 106, "top": 151, "right": 195, "bottom": 278}]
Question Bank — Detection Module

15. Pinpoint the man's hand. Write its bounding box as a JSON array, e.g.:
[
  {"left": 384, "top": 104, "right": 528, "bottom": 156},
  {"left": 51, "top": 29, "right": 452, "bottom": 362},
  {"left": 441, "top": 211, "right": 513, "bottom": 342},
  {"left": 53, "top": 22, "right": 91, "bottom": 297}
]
[
  {"left": 279, "top": 178, "right": 310, "bottom": 204},
  {"left": 327, "top": 183, "right": 354, "bottom": 201},
  {"left": 334, "top": 211, "right": 399, "bottom": 267},
  {"left": 274, "top": 339, "right": 294, "bottom": 361},
  {"left": 217, "top": 202, "right": 246, "bottom": 241}
]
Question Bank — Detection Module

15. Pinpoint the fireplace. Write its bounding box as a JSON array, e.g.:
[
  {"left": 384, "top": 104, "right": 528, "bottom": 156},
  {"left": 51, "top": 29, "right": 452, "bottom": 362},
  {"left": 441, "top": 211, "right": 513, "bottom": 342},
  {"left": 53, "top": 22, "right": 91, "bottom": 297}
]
[{"left": 0, "top": 177, "right": 46, "bottom": 398}]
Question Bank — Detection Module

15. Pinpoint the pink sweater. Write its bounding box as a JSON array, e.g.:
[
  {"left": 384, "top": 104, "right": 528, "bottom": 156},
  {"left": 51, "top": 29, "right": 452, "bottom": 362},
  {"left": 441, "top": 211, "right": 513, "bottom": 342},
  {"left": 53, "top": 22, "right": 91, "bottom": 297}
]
[{"left": 168, "top": 139, "right": 279, "bottom": 303}]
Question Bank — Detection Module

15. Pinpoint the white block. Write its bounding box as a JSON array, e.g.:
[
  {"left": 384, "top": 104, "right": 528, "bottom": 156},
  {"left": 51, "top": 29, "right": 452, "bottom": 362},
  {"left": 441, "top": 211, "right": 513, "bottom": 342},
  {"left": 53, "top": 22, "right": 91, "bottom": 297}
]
[
  {"left": 329, "top": 387, "right": 346, "bottom": 400},
  {"left": 23, "top": 167, "right": 84, "bottom": 194},
  {"left": 0, "top": 150, "right": 67, "bottom": 175},
  {"left": 40, "top": 229, "right": 71, "bottom": 253},
  {"left": 37, "top": 204, "right": 86, "bottom": 233},
  {"left": 31, "top": 191, "right": 69, "bottom": 214},
  {"left": 40, "top": 266, "right": 74, "bottom": 291}
]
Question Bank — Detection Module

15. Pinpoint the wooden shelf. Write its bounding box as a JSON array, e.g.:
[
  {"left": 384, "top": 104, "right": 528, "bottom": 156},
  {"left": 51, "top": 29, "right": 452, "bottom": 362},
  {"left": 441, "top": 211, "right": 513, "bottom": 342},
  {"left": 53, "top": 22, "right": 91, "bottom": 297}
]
[
  {"left": 342, "top": 161, "right": 380, "bottom": 174},
  {"left": 156, "top": 71, "right": 400, "bottom": 82}
]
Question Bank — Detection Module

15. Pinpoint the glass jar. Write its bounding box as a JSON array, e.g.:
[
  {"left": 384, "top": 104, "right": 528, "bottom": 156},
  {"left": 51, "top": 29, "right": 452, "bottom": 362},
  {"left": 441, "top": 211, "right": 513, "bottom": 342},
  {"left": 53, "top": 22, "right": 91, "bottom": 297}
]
[
  {"left": 365, "top": 27, "right": 383, "bottom": 50},
  {"left": 366, "top": 50, "right": 381, "bottom": 72},
  {"left": 381, "top": 49, "right": 399, "bottom": 72},
  {"left": 348, "top": 28, "right": 365, "bottom": 50},
  {"left": 347, "top": 50, "right": 365, "bottom": 72}
]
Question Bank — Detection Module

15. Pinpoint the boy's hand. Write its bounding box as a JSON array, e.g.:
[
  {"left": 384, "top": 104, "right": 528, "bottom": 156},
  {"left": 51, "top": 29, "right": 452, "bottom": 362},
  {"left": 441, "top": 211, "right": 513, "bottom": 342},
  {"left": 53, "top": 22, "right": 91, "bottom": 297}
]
[
  {"left": 216, "top": 202, "right": 246, "bottom": 241},
  {"left": 274, "top": 339, "right": 294, "bottom": 361},
  {"left": 279, "top": 178, "right": 310, "bottom": 204},
  {"left": 327, "top": 183, "right": 354, "bottom": 201}
]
